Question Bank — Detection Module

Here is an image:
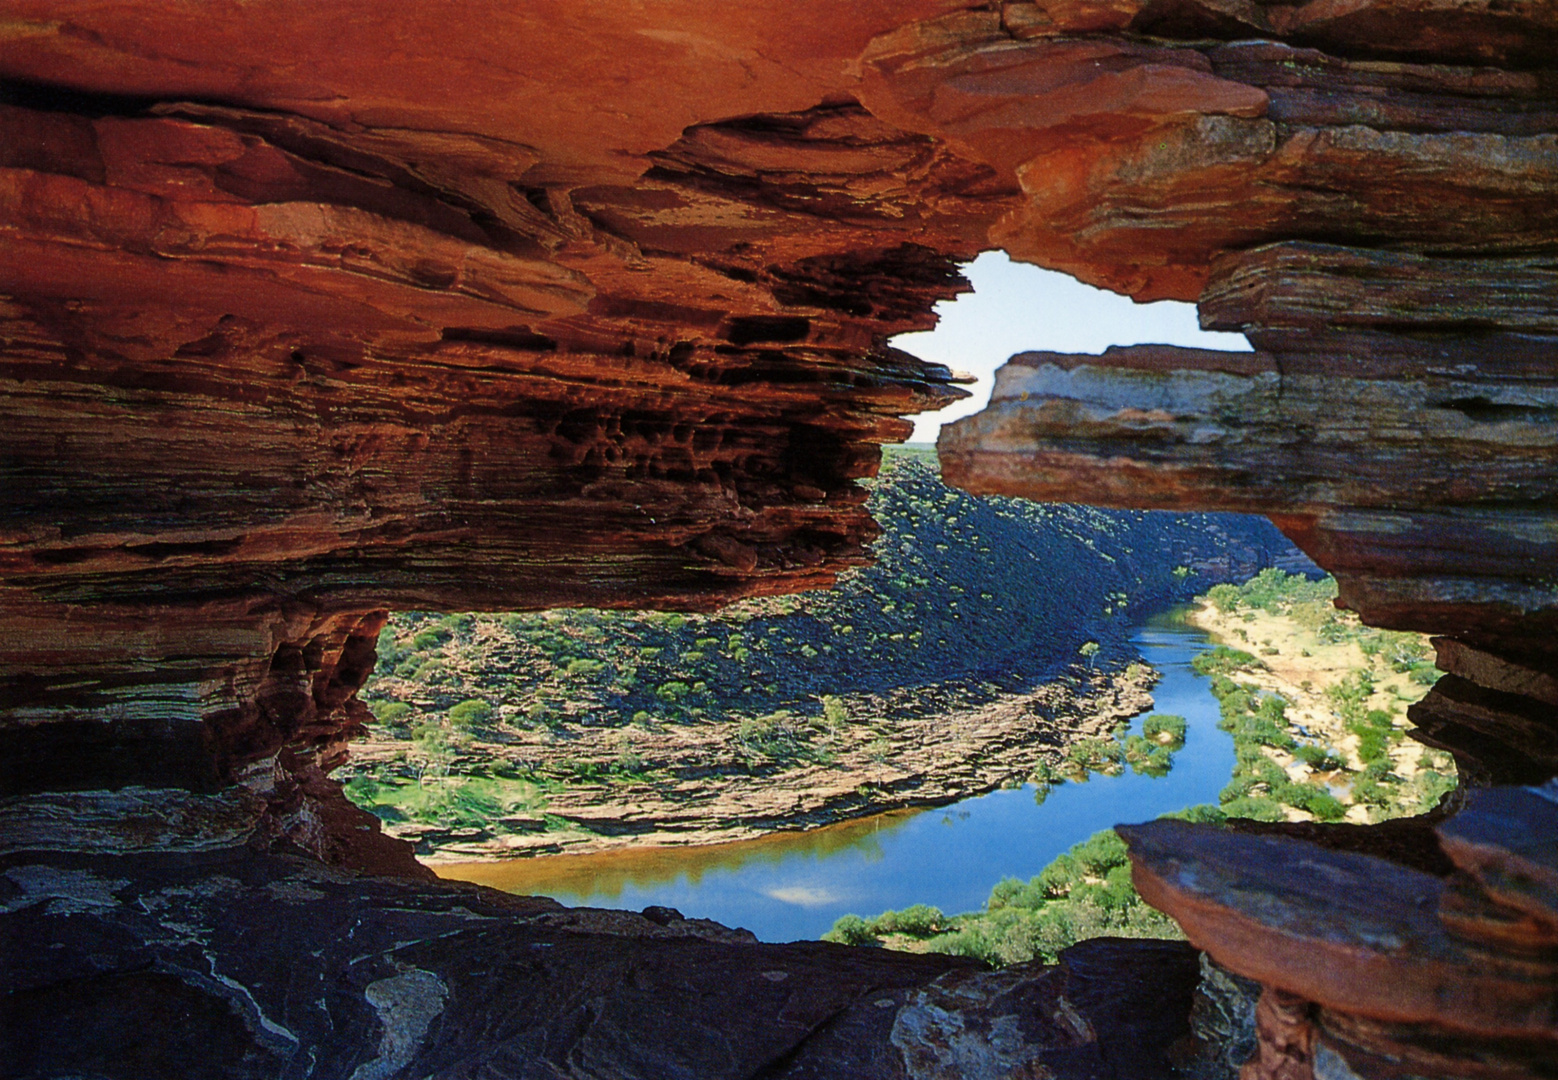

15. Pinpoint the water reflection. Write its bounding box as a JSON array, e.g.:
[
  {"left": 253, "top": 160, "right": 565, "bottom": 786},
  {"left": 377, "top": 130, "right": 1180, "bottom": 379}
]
[
  {"left": 439, "top": 607, "right": 1231, "bottom": 942},
  {"left": 445, "top": 808, "right": 918, "bottom": 902}
]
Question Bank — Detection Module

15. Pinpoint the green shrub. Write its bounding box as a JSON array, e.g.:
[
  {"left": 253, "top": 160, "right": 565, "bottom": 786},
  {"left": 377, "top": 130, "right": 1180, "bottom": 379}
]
[
  {"left": 342, "top": 777, "right": 382, "bottom": 805},
  {"left": 1220, "top": 795, "right": 1286, "bottom": 822},
  {"left": 656, "top": 680, "right": 690, "bottom": 702},
  {"left": 374, "top": 627, "right": 410, "bottom": 674},
  {"left": 1161, "top": 804, "right": 1227, "bottom": 825},
  {"left": 1193, "top": 646, "right": 1259, "bottom": 677},
  {"left": 870, "top": 904, "right": 945, "bottom": 937},
  {"left": 1406, "top": 767, "right": 1459, "bottom": 814},
  {"left": 1353, "top": 726, "right": 1390, "bottom": 764},
  {"left": 1238, "top": 715, "right": 1297, "bottom": 751},
  {"left": 822, "top": 914, "right": 878, "bottom": 946},
  {"left": 1207, "top": 583, "right": 1241, "bottom": 613},
  {"left": 1070, "top": 829, "right": 1129, "bottom": 876},
  {"left": 820, "top": 694, "right": 848, "bottom": 727},
  {"left": 448, "top": 699, "right": 493, "bottom": 730},
  {"left": 371, "top": 700, "right": 412, "bottom": 725},
  {"left": 1249, "top": 756, "right": 1290, "bottom": 789},
  {"left": 1065, "top": 738, "right": 1123, "bottom": 775},
  {"left": 412, "top": 658, "right": 452, "bottom": 684},
  {"left": 1283, "top": 785, "right": 1346, "bottom": 821},
  {"left": 411, "top": 629, "right": 448, "bottom": 651},
  {"left": 1295, "top": 744, "right": 1343, "bottom": 771},
  {"left": 988, "top": 876, "right": 1045, "bottom": 911},
  {"left": 1351, "top": 772, "right": 1391, "bottom": 807},
  {"left": 1141, "top": 713, "right": 1186, "bottom": 745}
]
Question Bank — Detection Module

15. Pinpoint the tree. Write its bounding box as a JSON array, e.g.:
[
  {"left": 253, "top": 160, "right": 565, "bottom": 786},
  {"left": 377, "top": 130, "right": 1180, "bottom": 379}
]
[
  {"left": 1079, "top": 641, "right": 1100, "bottom": 669},
  {"left": 408, "top": 725, "right": 455, "bottom": 786}
]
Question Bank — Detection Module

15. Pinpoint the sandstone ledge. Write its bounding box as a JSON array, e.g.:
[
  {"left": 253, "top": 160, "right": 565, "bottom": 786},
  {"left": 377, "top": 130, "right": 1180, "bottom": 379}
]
[
  {"left": 2, "top": 2, "right": 1556, "bottom": 1077},
  {"left": 1, "top": 846, "right": 1205, "bottom": 1080}
]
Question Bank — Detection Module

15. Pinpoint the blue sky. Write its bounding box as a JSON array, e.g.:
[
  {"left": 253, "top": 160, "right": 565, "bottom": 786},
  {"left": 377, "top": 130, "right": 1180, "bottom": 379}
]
[{"left": 893, "top": 251, "right": 1249, "bottom": 442}]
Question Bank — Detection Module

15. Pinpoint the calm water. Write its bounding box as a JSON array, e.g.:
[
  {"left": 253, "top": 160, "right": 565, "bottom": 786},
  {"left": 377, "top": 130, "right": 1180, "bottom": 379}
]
[{"left": 440, "top": 608, "right": 1233, "bottom": 942}]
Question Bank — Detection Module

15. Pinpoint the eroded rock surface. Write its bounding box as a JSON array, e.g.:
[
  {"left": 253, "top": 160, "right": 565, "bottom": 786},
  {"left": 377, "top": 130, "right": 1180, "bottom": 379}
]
[
  {"left": 917, "top": 6, "right": 1558, "bottom": 1078},
  {"left": 1, "top": 3, "right": 1006, "bottom": 865},
  {"left": 1121, "top": 788, "right": 1558, "bottom": 1080},
  {"left": 1, "top": 1, "right": 1555, "bottom": 1077},
  {"left": 0, "top": 847, "right": 1204, "bottom": 1080}
]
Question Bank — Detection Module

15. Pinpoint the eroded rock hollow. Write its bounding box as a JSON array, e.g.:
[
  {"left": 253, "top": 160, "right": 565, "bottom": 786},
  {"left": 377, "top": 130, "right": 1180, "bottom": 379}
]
[{"left": 1, "top": 2, "right": 1554, "bottom": 1077}]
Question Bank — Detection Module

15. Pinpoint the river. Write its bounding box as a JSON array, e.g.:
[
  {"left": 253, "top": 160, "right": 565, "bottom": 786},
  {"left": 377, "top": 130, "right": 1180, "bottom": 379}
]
[{"left": 439, "top": 607, "right": 1233, "bottom": 942}]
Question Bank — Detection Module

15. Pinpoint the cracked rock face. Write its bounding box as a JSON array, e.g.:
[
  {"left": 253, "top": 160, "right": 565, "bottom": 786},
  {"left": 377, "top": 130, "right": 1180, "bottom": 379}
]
[
  {"left": 1, "top": 2, "right": 1556, "bottom": 1078},
  {"left": 1, "top": 3, "right": 1010, "bottom": 864},
  {"left": 0, "top": 848, "right": 1203, "bottom": 1080},
  {"left": 923, "top": 6, "right": 1558, "bottom": 1078}
]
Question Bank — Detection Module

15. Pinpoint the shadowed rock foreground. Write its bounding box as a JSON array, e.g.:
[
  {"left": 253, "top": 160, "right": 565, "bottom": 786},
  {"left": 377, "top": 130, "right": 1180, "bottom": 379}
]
[
  {"left": 0, "top": 848, "right": 1203, "bottom": 1080},
  {"left": 1, "top": 2, "right": 1555, "bottom": 1077}
]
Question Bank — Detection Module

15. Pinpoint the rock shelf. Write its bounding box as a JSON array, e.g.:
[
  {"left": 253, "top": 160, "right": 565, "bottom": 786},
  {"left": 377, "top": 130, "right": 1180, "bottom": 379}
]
[{"left": 2, "top": 1, "right": 1555, "bottom": 1076}]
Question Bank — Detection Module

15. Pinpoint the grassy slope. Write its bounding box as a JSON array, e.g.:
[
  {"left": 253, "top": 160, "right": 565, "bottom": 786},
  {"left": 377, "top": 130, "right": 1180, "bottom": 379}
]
[{"left": 341, "top": 447, "right": 1298, "bottom": 838}]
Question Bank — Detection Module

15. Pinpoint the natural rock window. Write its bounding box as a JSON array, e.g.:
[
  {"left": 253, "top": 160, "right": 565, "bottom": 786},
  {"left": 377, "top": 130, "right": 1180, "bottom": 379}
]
[{"left": 3, "top": 2, "right": 1553, "bottom": 1076}]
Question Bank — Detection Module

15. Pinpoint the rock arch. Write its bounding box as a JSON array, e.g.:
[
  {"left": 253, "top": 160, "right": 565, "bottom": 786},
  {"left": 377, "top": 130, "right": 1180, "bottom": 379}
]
[{"left": 1, "top": 3, "right": 1554, "bottom": 1076}]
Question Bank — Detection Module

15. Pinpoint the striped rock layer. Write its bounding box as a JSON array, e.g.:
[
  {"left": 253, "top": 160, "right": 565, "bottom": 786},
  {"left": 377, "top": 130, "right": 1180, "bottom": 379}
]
[{"left": 2, "top": 2, "right": 1556, "bottom": 1078}]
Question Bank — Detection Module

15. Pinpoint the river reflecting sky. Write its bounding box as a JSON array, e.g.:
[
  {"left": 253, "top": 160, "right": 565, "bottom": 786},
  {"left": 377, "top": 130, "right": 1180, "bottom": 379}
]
[{"left": 440, "top": 609, "right": 1234, "bottom": 942}]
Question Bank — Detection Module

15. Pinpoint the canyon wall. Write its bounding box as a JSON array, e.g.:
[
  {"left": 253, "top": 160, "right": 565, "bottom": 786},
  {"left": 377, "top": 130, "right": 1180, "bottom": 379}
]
[
  {"left": 929, "top": 4, "right": 1558, "bottom": 1077},
  {"left": 1, "top": 2, "right": 1554, "bottom": 1077}
]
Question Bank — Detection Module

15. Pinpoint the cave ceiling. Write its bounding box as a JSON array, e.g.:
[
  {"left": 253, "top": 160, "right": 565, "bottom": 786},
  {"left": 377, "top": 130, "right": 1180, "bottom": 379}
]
[{"left": 1, "top": 2, "right": 1555, "bottom": 1078}]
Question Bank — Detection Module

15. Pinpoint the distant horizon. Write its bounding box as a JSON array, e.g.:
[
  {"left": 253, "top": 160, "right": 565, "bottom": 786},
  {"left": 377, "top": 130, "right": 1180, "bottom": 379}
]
[{"left": 892, "top": 252, "right": 1249, "bottom": 442}]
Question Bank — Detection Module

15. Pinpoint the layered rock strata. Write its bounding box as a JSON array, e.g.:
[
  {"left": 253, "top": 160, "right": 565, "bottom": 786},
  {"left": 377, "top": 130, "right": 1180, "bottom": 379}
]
[
  {"left": 0, "top": 1, "right": 1011, "bottom": 862},
  {"left": 1, "top": 1, "right": 1555, "bottom": 1077},
  {"left": 926, "top": 6, "right": 1558, "bottom": 1078},
  {"left": 1121, "top": 787, "right": 1558, "bottom": 1080}
]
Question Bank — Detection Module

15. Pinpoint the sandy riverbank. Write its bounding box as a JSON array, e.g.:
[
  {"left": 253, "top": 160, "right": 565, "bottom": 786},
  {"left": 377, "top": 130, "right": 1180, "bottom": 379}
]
[{"left": 1183, "top": 600, "right": 1445, "bottom": 823}]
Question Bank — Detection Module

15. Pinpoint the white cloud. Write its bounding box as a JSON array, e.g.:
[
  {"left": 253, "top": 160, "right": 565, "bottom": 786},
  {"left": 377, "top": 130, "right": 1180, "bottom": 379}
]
[{"left": 761, "top": 884, "right": 843, "bottom": 907}]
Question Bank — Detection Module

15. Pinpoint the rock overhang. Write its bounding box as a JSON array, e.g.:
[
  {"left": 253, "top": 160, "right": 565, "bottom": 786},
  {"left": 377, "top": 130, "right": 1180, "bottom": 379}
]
[{"left": 1, "top": 3, "right": 1556, "bottom": 1078}]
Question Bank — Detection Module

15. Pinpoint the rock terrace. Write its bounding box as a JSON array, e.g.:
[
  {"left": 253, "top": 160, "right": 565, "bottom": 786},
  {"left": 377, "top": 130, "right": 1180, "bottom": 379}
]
[{"left": 2, "top": 2, "right": 1555, "bottom": 1078}]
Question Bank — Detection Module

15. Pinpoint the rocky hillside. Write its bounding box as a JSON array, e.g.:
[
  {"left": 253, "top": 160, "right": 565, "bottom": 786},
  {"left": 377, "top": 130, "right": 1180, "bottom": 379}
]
[
  {"left": 362, "top": 448, "right": 1303, "bottom": 732},
  {"left": 341, "top": 447, "right": 1308, "bottom": 854}
]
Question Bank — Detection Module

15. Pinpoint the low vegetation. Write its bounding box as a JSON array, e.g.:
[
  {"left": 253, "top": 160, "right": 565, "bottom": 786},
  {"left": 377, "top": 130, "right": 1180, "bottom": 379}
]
[
  {"left": 823, "top": 811, "right": 1217, "bottom": 963},
  {"left": 1194, "top": 569, "right": 1455, "bottom": 825},
  {"left": 340, "top": 448, "right": 1291, "bottom": 837},
  {"left": 823, "top": 569, "right": 1457, "bottom": 967}
]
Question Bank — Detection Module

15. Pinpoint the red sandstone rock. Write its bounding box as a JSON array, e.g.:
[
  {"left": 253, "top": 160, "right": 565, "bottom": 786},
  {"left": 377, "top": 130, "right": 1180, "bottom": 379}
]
[
  {"left": 1121, "top": 820, "right": 1558, "bottom": 1040},
  {"left": 0, "top": 68, "right": 988, "bottom": 855},
  {"left": 1, "top": 3, "right": 1556, "bottom": 1076},
  {"left": 1408, "top": 677, "right": 1558, "bottom": 788}
]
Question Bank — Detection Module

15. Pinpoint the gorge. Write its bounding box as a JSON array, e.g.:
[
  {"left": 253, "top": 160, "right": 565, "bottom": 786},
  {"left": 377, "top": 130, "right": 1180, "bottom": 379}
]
[{"left": 2, "top": 3, "right": 1556, "bottom": 1078}]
